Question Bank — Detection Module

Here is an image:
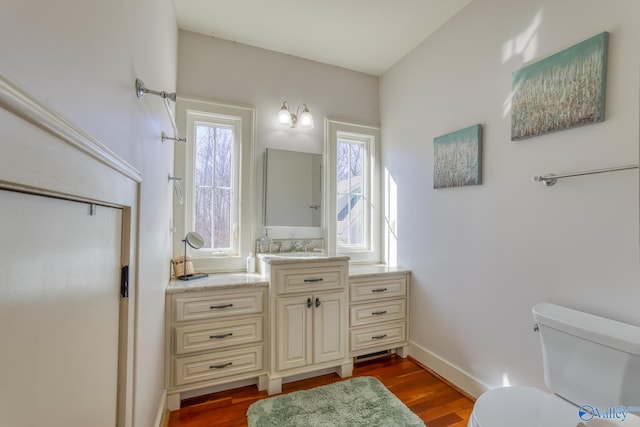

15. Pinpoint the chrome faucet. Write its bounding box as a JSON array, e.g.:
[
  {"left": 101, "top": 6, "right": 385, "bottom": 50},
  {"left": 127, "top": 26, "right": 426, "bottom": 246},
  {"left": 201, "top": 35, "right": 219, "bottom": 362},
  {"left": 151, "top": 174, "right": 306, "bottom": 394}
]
[{"left": 260, "top": 228, "right": 273, "bottom": 253}]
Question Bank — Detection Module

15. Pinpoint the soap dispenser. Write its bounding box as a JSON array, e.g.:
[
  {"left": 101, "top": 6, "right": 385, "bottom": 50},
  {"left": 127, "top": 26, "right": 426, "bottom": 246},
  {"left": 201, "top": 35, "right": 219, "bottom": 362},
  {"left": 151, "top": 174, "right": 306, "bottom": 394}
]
[{"left": 246, "top": 252, "right": 256, "bottom": 273}]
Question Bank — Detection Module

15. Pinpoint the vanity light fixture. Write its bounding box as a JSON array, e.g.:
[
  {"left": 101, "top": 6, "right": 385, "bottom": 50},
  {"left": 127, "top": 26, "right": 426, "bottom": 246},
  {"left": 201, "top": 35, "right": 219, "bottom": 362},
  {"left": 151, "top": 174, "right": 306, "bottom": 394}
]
[{"left": 277, "top": 101, "right": 314, "bottom": 129}]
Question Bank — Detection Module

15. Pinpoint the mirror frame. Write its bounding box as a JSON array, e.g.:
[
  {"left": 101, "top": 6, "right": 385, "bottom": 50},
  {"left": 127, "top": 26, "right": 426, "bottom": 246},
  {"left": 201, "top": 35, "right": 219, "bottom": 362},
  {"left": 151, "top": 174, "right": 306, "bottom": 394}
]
[
  {"left": 263, "top": 148, "right": 323, "bottom": 228},
  {"left": 184, "top": 231, "right": 205, "bottom": 249}
]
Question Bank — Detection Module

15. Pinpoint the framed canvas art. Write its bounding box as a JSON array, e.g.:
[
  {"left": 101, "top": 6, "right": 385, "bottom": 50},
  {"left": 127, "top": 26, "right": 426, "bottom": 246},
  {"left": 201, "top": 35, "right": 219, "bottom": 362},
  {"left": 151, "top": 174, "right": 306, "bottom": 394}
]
[
  {"left": 433, "top": 124, "right": 482, "bottom": 189},
  {"left": 511, "top": 31, "right": 609, "bottom": 141}
]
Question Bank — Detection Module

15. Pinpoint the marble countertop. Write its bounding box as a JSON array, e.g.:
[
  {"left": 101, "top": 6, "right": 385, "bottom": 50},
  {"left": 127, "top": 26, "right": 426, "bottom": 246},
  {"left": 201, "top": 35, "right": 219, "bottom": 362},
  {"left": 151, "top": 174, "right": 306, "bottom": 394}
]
[
  {"left": 166, "top": 273, "right": 269, "bottom": 294},
  {"left": 166, "top": 264, "right": 410, "bottom": 293},
  {"left": 258, "top": 254, "right": 350, "bottom": 265},
  {"left": 349, "top": 264, "right": 411, "bottom": 278}
]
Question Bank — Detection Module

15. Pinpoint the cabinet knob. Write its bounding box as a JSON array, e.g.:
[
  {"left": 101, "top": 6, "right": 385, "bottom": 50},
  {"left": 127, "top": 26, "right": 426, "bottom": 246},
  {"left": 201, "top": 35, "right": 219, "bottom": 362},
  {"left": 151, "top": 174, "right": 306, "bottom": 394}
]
[
  {"left": 307, "top": 298, "right": 313, "bottom": 308},
  {"left": 315, "top": 297, "right": 321, "bottom": 308}
]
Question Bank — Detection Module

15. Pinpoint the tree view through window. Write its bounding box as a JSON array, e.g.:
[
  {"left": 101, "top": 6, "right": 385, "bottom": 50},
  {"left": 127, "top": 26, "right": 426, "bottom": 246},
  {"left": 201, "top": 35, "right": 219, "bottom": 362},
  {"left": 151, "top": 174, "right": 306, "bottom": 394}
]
[
  {"left": 194, "top": 123, "right": 233, "bottom": 250},
  {"left": 337, "top": 138, "right": 365, "bottom": 247}
]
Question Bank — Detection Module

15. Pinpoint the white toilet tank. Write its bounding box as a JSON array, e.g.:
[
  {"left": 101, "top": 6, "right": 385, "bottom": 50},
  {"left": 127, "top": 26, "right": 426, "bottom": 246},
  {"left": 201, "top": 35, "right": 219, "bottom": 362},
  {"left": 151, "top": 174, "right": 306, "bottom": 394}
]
[{"left": 533, "top": 303, "right": 640, "bottom": 408}]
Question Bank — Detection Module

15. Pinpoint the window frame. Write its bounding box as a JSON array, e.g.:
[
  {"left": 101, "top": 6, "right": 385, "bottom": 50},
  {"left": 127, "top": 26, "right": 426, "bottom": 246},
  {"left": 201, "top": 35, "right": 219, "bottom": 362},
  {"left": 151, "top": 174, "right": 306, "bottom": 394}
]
[
  {"left": 325, "top": 118, "right": 381, "bottom": 263},
  {"left": 336, "top": 133, "right": 369, "bottom": 249},
  {"left": 190, "top": 113, "right": 240, "bottom": 255},
  {"left": 174, "top": 96, "right": 255, "bottom": 273}
]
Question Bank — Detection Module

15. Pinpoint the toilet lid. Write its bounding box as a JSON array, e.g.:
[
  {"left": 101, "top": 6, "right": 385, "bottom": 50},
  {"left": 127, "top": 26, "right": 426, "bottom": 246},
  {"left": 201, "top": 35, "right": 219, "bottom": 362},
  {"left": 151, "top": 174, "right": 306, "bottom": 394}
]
[{"left": 470, "top": 387, "right": 578, "bottom": 427}]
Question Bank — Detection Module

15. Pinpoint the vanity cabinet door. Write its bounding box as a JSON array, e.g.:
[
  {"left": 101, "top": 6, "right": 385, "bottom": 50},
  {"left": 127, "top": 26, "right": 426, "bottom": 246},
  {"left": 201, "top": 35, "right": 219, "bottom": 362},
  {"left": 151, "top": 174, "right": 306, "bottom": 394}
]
[
  {"left": 276, "top": 291, "right": 346, "bottom": 371},
  {"left": 276, "top": 295, "right": 313, "bottom": 371},
  {"left": 313, "top": 292, "right": 347, "bottom": 364}
]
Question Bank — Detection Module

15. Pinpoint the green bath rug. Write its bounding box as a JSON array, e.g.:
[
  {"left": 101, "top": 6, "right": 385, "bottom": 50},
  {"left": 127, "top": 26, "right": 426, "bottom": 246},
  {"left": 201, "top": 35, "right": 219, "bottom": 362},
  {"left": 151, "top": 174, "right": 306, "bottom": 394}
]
[{"left": 246, "top": 376, "right": 425, "bottom": 427}]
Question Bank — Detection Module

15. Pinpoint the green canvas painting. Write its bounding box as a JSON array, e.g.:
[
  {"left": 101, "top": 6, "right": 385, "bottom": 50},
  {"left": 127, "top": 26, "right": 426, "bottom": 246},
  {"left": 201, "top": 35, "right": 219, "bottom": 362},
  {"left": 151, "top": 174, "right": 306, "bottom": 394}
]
[
  {"left": 511, "top": 31, "right": 609, "bottom": 141},
  {"left": 433, "top": 124, "right": 482, "bottom": 189}
]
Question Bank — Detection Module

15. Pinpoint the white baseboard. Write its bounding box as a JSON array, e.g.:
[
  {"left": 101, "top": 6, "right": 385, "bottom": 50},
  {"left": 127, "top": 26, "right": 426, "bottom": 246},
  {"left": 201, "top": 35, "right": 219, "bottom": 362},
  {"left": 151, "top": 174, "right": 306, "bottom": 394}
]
[
  {"left": 180, "top": 377, "right": 259, "bottom": 400},
  {"left": 409, "top": 341, "right": 490, "bottom": 400},
  {"left": 154, "top": 390, "right": 167, "bottom": 427}
]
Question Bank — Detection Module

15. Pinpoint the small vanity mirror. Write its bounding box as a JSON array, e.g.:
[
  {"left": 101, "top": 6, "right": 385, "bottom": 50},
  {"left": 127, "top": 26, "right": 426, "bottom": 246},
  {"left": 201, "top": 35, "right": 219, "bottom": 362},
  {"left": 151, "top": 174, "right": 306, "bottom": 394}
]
[
  {"left": 176, "top": 232, "right": 208, "bottom": 281},
  {"left": 184, "top": 232, "right": 205, "bottom": 249},
  {"left": 264, "top": 148, "right": 322, "bottom": 227}
]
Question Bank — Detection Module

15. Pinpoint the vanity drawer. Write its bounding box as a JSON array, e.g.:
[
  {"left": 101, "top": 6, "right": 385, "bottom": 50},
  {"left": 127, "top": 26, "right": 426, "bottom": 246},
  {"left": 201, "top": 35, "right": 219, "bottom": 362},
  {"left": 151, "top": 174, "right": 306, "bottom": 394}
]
[
  {"left": 350, "top": 299, "right": 406, "bottom": 327},
  {"left": 174, "top": 290, "right": 264, "bottom": 322},
  {"left": 275, "top": 263, "right": 347, "bottom": 294},
  {"left": 349, "top": 276, "right": 406, "bottom": 302},
  {"left": 350, "top": 322, "right": 406, "bottom": 352},
  {"left": 174, "top": 345, "right": 263, "bottom": 386},
  {"left": 175, "top": 317, "right": 263, "bottom": 355}
]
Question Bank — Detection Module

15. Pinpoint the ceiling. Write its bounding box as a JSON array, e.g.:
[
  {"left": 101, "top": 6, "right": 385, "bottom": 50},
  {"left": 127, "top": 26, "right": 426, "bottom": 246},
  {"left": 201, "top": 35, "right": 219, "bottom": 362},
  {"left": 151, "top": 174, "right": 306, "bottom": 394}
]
[{"left": 173, "top": 0, "right": 472, "bottom": 76}]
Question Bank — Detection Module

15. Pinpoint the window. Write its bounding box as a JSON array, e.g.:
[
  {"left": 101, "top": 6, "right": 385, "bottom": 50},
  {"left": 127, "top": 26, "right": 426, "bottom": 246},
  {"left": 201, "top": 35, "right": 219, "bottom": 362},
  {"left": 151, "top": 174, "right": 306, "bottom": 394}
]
[
  {"left": 336, "top": 135, "right": 367, "bottom": 248},
  {"left": 192, "top": 117, "right": 238, "bottom": 254},
  {"left": 175, "top": 97, "right": 255, "bottom": 272},
  {"left": 326, "top": 119, "right": 380, "bottom": 263}
]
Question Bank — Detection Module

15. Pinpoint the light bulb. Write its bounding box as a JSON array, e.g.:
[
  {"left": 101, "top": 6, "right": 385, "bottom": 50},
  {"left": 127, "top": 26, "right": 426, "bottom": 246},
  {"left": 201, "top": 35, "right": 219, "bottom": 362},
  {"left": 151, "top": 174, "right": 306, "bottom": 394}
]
[
  {"left": 277, "top": 102, "right": 292, "bottom": 126},
  {"left": 298, "top": 106, "right": 314, "bottom": 128}
]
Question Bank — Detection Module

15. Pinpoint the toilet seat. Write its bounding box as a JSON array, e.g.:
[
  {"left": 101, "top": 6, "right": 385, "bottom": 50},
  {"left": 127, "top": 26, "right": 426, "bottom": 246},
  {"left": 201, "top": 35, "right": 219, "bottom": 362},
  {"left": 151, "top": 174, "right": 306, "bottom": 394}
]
[{"left": 468, "top": 386, "right": 577, "bottom": 427}]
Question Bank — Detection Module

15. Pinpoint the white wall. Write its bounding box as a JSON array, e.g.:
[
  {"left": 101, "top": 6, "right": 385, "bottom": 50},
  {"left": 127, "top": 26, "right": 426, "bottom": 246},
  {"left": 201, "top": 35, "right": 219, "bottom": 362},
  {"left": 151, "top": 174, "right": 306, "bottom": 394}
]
[
  {"left": 0, "top": 1, "right": 177, "bottom": 426},
  {"left": 380, "top": 0, "right": 640, "bottom": 394},
  {"left": 177, "top": 31, "right": 379, "bottom": 239}
]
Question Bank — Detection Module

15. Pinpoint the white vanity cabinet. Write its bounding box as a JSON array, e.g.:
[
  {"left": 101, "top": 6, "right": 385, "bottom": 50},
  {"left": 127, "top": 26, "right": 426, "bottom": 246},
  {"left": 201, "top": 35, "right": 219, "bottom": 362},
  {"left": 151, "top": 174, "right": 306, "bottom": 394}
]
[
  {"left": 263, "top": 257, "right": 353, "bottom": 394},
  {"left": 348, "top": 270, "right": 410, "bottom": 358},
  {"left": 276, "top": 291, "right": 346, "bottom": 371},
  {"left": 164, "top": 263, "right": 411, "bottom": 409},
  {"left": 165, "top": 277, "right": 269, "bottom": 410}
]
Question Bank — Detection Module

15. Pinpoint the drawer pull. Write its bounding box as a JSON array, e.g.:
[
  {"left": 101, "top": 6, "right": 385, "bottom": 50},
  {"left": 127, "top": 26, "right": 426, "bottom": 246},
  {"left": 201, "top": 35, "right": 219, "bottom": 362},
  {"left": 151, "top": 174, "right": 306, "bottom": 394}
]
[
  {"left": 304, "top": 278, "right": 324, "bottom": 283},
  {"left": 209, "top": 332, "right": 233, "bottom": 339},
  {"left": 210, "top": 303, "right": 234, "bottom": 309},
  {"left": 209, "top": 362, "right": 233, "bottom": 369},
  {"left": 371, "top": 288, "right": 388, "bottom": 293},
  {"left": 371, "top": 310, "right": 387, "bottom": 316},
  {"left": 371, "top": 334, "right": 387, "bottom": 340}
]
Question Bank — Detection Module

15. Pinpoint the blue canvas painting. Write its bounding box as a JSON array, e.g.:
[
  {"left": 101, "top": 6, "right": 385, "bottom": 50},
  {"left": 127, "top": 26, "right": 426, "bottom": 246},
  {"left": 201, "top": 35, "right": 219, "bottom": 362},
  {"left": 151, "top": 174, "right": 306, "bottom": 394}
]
[
  {"left": 511, "top": 32, "right": 609, "bottom": 140},
  {"left": 433, "top": 124, "right": 482, "bottom": 189}
]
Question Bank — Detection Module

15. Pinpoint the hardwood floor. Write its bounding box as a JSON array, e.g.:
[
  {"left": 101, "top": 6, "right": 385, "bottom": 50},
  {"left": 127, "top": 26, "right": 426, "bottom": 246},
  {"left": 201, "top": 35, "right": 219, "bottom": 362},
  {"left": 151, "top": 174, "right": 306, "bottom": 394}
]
[{"left": 167, "top": 355, "right": 475, "bottom": 427}]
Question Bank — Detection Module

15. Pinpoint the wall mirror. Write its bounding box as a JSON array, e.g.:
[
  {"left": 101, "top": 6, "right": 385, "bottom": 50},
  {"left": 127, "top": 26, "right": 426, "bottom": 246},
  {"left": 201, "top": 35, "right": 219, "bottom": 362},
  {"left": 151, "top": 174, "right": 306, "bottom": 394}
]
[{"left": 263, "top": 148, "right": 322, "bottom": 227}]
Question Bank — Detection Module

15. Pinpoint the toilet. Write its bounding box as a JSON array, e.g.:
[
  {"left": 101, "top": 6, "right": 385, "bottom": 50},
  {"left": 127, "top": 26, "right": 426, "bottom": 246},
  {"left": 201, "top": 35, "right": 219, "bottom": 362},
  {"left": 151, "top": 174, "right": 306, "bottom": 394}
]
[{"left": 468, "top": 303, "right": 640, "bottom": 427}]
